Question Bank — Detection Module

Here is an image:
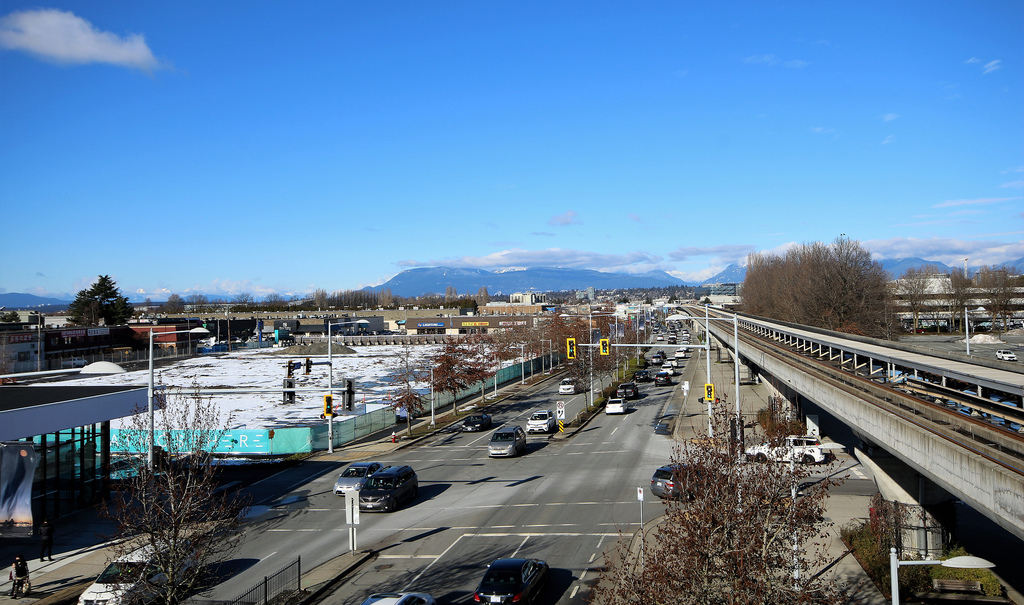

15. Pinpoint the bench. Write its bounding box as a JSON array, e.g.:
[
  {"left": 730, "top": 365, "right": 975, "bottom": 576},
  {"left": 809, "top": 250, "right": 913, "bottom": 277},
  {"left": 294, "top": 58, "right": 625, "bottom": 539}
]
[{"left": 933, "top": 579, "right": 983, "bottom": 594}]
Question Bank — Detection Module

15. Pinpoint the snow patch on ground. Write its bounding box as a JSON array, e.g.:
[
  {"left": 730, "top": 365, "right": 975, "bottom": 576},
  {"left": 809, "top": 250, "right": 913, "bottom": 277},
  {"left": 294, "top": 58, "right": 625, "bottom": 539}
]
[{"left": 957, "top": 334, "right": 1005, "bottom": 344}]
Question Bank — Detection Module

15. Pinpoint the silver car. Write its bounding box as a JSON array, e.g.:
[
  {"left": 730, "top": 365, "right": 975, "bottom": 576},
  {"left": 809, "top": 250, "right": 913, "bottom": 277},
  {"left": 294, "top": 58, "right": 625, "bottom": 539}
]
[
  {"left": 488, "top": 426, "right": 527, "bottom": 457},
  {"left": 334, "top": 462, "right": 384, "bottom": 495}
]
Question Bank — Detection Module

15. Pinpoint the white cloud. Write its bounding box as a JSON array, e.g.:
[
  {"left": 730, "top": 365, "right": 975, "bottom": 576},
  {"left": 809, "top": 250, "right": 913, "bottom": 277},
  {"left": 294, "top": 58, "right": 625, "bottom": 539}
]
[
  {"left": 0, "top": 9, "right": 161, "bottom": 71},
  {"left": 548, "top": 211, "right": 581, "bottom": 226},
  {"left": 882, "top": 113, "right": 898, "bottom": 122},
  {"left": 667, "top": 245, "right": 755, "bottom": 265},
  {"left": 811, "top": 127, "right": 837, "bottom": 135},
  {"left": 784, "top": 60, "right": 809, "bottom": 69},
  {"left": 965, "top": 57, "right": 981, "bottom": 64},
  {"left": 864, "top": 236, "right": 1024, "bottom": 268},
  {"left": 932, "top": 197, "right": 1017, "bottom": 208},
  {"left": 982, "top": 60, "right": 1001, "bottom": 74},
  {"left": 397, "top": 248, "right": 663, "bottom": 273},
  {"left": 743, "top": 54, "right": 777, "bottom": 66},
  {"left": 999, "top": 180, "right": 1024, "bottom": 189}
]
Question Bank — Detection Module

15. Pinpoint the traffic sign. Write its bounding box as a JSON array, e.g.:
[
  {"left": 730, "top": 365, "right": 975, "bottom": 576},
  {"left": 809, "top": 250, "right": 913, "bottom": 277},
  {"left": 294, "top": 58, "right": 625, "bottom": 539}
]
[
  {"left": 556, "top": 401, "right": 566, "bottom": 420},
  {"left": 637, "top": 487, "right": 644, "bottom": 501}
]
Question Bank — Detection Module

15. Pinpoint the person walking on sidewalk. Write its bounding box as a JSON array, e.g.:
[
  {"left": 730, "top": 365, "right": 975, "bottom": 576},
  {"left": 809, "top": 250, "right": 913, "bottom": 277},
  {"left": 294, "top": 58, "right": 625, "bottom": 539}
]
[
  {"left": 9, "top": 554, "right": 29, "bottom": 597},
  {"left": 38, "top": 519, "right": 55, "bottom": 562}
]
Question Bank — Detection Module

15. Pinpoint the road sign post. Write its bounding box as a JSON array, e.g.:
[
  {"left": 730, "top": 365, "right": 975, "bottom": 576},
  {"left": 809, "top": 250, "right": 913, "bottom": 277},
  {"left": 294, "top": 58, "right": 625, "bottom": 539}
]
[
  {"left": 556, "top": 401, "right": 566, "bottom": 432},
  {"left": 345, "top": 490, "right": 360, "bottom": 552}
]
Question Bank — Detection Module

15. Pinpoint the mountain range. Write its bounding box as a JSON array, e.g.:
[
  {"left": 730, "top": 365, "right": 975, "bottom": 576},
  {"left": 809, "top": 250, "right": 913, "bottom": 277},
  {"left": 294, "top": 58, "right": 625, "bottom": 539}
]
[{"left": 3, "top": 256, "right": 1022, "bottom": 308}]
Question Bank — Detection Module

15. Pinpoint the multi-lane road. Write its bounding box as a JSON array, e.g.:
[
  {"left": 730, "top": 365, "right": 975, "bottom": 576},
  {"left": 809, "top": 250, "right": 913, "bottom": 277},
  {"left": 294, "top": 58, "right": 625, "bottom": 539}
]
[{"left": 209, "top": 344, "right": 879, "bottom": 605}]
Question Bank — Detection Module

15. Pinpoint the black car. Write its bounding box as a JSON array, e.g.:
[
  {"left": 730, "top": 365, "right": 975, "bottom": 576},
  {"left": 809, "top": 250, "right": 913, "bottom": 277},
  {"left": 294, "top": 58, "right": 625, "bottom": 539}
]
[
  {"left": 474, "top": 558, "right": 548, "bottom": 605},
  {"left": 358, "top": 465, "right": 418, "bottom": 512},
  {"left": 633, "top": 370, "right": 651, "bottom": 383},
  {"left": 654, "top": 371, "right": 672, "bottom": 386},
  {"left": 616, "top": 382, "right": 639, "bottom": 399},
  {"left": 462, "top": 414, "right": 493, "bottom": 432}
]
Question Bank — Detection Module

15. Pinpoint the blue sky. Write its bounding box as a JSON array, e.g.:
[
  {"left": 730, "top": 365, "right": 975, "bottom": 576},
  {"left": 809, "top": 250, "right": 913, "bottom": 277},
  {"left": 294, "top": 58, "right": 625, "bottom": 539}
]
[{"left": 2, "top": 1, "right": 1021, "bottom": 300}]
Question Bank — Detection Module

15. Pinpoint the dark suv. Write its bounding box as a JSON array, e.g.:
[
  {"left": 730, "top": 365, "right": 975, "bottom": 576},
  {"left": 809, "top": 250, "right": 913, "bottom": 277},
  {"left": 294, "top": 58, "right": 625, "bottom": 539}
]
[
  {"left": 654, "top": 371, "right": 672, "bottom": 386},
  {"left": 616, "top": 382, "right": 639, "bottom": 399},
  {"left": 633, "top": 370, "right": 651, "bottom": 383},
  {"left": 358, "top": 465, "right": 418, "bottom": 512}
]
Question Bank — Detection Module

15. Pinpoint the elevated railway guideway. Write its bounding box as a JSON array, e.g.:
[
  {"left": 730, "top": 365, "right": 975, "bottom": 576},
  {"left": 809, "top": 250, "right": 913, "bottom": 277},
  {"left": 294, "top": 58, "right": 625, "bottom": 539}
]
[{"left": 685, "top": 305, "right": 1024, "bottom": 543}]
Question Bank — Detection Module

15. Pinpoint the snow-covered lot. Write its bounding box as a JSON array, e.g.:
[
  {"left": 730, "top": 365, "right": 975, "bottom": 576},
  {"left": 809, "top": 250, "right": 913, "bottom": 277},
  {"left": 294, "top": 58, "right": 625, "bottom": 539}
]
[{"left": 60, "top": 345, "right": 438, "bottom": 430}]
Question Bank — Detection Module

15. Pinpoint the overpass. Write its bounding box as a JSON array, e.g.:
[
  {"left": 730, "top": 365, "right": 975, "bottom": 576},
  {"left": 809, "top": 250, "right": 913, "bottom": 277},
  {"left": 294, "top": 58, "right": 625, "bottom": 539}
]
[{"left": 687, "top": 307, "right": 1024, "bottom": 544}]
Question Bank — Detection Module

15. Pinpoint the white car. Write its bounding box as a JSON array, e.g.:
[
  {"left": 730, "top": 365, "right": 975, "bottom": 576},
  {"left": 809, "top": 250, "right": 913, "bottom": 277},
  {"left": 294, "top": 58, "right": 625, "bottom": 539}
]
[
  {"left": 746, "top": 436, "right": 828, "bottom": 464},
  {"left": 527, "top": 410, "right": 556, "bottom": 433},
  {"left": 78, "top": 544, "right": 196, "bottom": 605},
  {"left": 605, "top": 398, "right": 628, "bottom": 414},
  {"left": 674, "top": 349, "right": 687, "bottom": 359},
  {"left": 661, "top": 365, "right": 675, "bottom": 376},
  {"left": 996, "top": 350, "right": 1018, "bottom": 361},
  {"left": 558, "top": 379, "right": 576, "bottom": 395},
  {"left": 359, "top": 593, "right": 436, "bottom": 605}
]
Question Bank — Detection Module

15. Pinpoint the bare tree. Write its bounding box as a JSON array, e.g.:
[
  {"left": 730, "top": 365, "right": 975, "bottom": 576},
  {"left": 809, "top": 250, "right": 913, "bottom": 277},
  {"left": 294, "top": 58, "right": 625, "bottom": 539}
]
[
  {"left": 943, "top": 269, "right": 972, "bottom": 332},
  {"left": 593, "top": 413, "right": 844, "bottom": 605},
  {"left": 976, "top": 265, "right": 1019, "bottom": 330},
  {"left": 477, "top": 286, "right": 490, "bottom": 306},
  {"left": 389, "top": 342, "right": 428, "bottom": 434},
  {"left": 895, "top": 266, "right": 938, "bottom": 332},
  {"left": 429, "top": 338, "right": 474, "bottom": 415},
  {"left": 102, "top": 387, "right": 250, "bottom": 605},
  {"left": 185, "top": 293, "right": 209, "bottom": 313}
]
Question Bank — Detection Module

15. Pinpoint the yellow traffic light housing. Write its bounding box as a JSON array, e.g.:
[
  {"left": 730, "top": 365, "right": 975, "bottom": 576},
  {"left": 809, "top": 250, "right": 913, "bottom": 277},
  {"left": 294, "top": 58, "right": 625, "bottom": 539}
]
[
  {"left": 599, "top": 338, "right": 610, "bottom": 355},
  {"left": 704, "top": 383, "right": 715, "bottom": 402},
  {"left": 324, "top": 394, "right": 334, "bottom": 416},
  {"left": 566, "top": 337, "right": 577, "bottom": 359}
]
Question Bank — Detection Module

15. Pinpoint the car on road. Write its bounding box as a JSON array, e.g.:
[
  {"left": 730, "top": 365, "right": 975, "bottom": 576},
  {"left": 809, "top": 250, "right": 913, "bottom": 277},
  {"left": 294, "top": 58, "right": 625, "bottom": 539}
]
[
  {"left": 616, "top": 382, "right": 639, "bottom": 399},
  {"left": 654, "top": 371, "right": 672, "bottom": 386},
  {"left": 61, "top": 357, "right": 88, "bottom": 368},
  {"left": 358, "top": 465, "right": 418, "bottom": 512},
  {"left": 359, "top": 593, "right": 436, "bottom": 605},
  {"left": 558, "top": 379, "right": 576, "bottom": 395},
  {"left": 605, "top": 397, "right": 629, "bottom": 414},
  {"left": 655, "top": 335, "right": 664, "bottom": 341},
  {"left": 527, "top": 410, "right": 556, "bottom": 433},
  {"left": 746, "top": 436, "right": 828, "bottom": 464},
  {"left": 633, "top": 369, "right": 651, "bottom": 382},
  {"left": 660, "top": 365, "right": 675, "bottom": 376},
  {"left": 996, "top": 350, "right": 1018, "bottom": 361},
  {"left": 333, "top": 461, "right": 384, "bottom": 495},
  {"left": 488, "top": 426, "right": 527, "bottom": 457},
  {"left": 474, "top": 558, "right": 549, "bottom": 605},
  {"left": 675, "top": 348, "right": 687, "bottom": 359},
  {"left": 463, "top": 414, "right": 493, "bottom": 431},
  {"left": 650, "top": 464, "right": 686, "bottom": 499}
]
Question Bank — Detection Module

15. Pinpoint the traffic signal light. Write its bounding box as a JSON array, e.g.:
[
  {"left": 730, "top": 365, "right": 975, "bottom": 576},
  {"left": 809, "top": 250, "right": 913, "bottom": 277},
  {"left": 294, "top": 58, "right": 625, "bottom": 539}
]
[
  {"left": 345, "top": 379, "right": 355, "bottom": 411},
  {"left": 305, "top": 357, "right": 312, "bottom": 375},
  {"left": 704, "top": 383, "right": 715, "bottom": 402},
  {"left": 286, "top": 361, "right": 294, "bottom": 378},
  {"left": 324, "top": 394, "right": 334, "bottom": 416},
  {"left": 566, "top": 338, "right": 577, "bottom": 359},
  {"left": 599, "top": 338, "right": 610, "bottom": 355}
]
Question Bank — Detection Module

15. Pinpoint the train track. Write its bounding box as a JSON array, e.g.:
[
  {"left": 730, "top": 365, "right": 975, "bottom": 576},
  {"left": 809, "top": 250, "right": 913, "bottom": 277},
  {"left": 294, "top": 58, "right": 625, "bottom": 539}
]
[{"left": 694, "top": 307, "right": 1024, "bottom": 476}]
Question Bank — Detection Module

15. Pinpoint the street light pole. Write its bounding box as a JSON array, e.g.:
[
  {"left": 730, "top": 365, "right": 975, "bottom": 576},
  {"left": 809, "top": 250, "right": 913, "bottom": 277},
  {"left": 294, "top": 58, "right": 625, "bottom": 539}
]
[
  {"left": 519, "top": 344, "right": 525, "bottom": 384},
  {"left": 541, "top": 339, "right": 552, "bottom": 373},
  {"left": 963, "top": 258, "right": 970, "bottom": 356},
  {"left": 889, "top": 547, "right": 993, "bottom": 604}
]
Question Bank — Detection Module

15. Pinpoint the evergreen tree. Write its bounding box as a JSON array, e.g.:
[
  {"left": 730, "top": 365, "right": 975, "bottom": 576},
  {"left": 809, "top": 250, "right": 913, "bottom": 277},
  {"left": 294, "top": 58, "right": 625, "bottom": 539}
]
[{"left": 68, "top": 275, "right": 134, "bottom": 326}]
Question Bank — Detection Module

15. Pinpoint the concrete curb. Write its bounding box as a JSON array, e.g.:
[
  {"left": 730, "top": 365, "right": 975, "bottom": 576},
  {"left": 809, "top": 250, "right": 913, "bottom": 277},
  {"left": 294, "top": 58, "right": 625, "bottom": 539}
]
[{"left": 297, "top": 551, "right": 376, "bottom": 605}]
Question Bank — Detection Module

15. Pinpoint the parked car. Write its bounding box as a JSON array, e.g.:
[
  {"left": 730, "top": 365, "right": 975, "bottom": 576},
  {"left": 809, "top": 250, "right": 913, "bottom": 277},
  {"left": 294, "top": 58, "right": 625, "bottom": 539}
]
[
  {"left": 996, "top": 350, "right": 1018, "bottom": 361},
  {"left": 488, "top": 426, "right": 527, "bottom": 457},
  {"left": 78, "top": 543, "right": 196, "bottom": 605},
  {"left": 463, "top": 414, "right": 493, "bottom": 431},
  {"left": 334, "top": 461, "right": 384, "bottom": 495},
  {"left": 527, "top": 410, "right": 556, "bottom": 433},
  {"left": 633, "top": 370, "right": 651, "bottom": 382},
  {"left": 358, "top": 465, "right": 418, "bottom": 512},
  {"left": 616, "top": 382, "right": 639, "bottom": 399},
  {"left": 654, "top": 372, "right": 672, "bottom": 386},
  {"left": 474, "top": 558, "right": 549, "bottom": 605},
  {"left": 558, "top": 379, "right": 576, "bottom": 395},
  {"left": 746, "top": 436, "right": 828, "bottom": 464},
  {"left": 359, "top": 593, "right": 436, "bottom": 605},
  {"left": 605, "top": 397, "right": 629, "bottom": 415},
  {"left": 61, "top": 357, "right": 87, "bottom": 368}
]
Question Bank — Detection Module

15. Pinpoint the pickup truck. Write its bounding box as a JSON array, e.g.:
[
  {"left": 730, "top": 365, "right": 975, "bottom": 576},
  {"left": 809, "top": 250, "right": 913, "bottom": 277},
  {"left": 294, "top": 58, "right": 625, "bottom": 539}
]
[{"left": 527, "top": 410, "right": 556, "bottom": 433}]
